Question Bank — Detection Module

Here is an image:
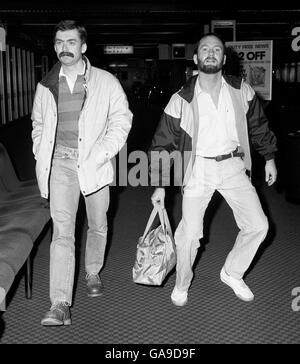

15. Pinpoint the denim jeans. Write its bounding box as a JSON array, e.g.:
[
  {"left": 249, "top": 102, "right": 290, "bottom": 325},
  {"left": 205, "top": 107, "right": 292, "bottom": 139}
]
[{"left": 49, "top": 145, "right": 109, "bottom": 305}]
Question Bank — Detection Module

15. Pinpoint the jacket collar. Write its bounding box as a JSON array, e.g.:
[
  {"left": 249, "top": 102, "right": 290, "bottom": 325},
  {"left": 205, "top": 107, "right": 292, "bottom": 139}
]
[
  {"left": 178, "top": 73, "right": 243, "bottom": 103},
  {"left": 40, "top": 55, "right": 90, "bottom": 89},
  {"left": 178, "top": 75, "right": 198, "bottom": 103}
]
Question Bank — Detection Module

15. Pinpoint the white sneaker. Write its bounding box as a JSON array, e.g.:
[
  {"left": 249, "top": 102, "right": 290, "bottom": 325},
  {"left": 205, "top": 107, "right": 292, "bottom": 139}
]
[
  {"left": 171, "top": 286, "right": 188, "bottom": 306},
  {"left": 220, "top": 267, "right": 254, "bottom": 302}
]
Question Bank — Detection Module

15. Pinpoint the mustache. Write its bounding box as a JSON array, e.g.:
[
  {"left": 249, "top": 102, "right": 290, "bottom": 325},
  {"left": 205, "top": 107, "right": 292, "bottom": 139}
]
[
  {"left": 59, "top": 51, "right": 74, "bottom": 58},
  {"left": 205, "top": 57, "right": 217, "bottom": 62}
]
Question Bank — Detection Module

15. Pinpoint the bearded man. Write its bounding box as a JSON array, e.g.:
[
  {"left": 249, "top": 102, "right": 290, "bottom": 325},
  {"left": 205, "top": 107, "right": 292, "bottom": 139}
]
[{"left": 149, "top": 33, "right": 277, "bottom": 307}]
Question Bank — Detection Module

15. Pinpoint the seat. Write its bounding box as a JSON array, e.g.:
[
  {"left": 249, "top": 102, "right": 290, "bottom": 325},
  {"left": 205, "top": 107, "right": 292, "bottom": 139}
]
[{"left": 0, "top": 143, "right": 37, "bottom": 191}]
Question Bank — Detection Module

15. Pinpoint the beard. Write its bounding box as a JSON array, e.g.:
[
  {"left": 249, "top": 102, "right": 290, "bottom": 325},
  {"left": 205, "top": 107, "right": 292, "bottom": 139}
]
[{"left": 197, "top": 56, "right": 224, "bottom": 74}]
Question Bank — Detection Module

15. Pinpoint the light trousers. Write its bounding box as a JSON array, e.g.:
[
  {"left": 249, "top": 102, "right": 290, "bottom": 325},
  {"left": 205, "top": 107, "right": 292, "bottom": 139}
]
[
  {"left": 175, "top": 156, "right": 268, "bottom": 292},
  {"left": 49, "top": 148, "right": 109, "bottom": 305}
]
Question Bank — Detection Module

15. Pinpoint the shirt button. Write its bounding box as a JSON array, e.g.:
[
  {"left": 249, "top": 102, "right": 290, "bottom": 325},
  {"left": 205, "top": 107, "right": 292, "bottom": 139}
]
[
  {"left": 77, "top": 165, "right": 80, "bottom": 168},
  {"left": 79, "top": 138, "right": 82, "bottom": 142}
]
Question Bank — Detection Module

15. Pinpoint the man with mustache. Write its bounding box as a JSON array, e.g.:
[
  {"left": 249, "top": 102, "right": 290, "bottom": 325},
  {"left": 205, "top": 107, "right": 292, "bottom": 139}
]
[
  {"left": 31, "top": 20, "right": 132, "bottom": 325},
  {"left": 150, "top": 33, "right": 277, "bottom": 306}
]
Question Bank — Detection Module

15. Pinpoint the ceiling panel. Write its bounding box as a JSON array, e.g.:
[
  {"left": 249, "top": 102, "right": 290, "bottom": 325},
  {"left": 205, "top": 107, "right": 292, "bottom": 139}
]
[{"left": 1, "top": 1, "right": 300, "bottom": 58}]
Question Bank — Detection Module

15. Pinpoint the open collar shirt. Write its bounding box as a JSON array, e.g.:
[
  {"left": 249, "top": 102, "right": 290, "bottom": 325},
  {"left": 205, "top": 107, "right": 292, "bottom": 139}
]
[
  {"left": 59, "top": 61, "right": 86, "bottom": 94},
  {"left": 195, "top": 76, "right": 239, "bottom": 157}
]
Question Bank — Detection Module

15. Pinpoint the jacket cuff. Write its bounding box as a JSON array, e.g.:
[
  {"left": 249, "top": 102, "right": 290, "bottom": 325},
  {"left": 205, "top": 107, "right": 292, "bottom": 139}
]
[{"left": 264, "top": 153, "right": 275, "bottom": 161}]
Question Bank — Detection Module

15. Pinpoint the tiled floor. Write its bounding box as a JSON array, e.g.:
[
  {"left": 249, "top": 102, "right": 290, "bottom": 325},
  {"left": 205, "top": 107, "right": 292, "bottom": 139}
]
[{"left": 1, "top": 182, "right": 299, "bottom": 344}]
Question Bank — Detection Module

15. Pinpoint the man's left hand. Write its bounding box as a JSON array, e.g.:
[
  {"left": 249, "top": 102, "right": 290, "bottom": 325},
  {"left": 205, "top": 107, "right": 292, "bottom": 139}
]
[{"left": 265, "top": 159, "right": 277, "bottom": 186}]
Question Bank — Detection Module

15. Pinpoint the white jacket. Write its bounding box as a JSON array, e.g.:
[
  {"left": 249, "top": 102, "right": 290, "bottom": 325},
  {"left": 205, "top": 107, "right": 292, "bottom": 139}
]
[{"left": 31, "top": 57, "right": 132, "bottom": 198}]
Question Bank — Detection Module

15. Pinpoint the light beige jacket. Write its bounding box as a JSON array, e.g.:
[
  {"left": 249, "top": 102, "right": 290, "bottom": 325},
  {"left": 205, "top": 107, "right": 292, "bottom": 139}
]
[{"left": 31, "top": 57, "right": 132, "bottom": 198}]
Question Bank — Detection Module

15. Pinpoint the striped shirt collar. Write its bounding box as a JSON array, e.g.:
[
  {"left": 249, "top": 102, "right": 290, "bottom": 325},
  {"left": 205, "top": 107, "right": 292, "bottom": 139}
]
[{"left": 59, "top": 60, "right": 86, "bottom": 79}]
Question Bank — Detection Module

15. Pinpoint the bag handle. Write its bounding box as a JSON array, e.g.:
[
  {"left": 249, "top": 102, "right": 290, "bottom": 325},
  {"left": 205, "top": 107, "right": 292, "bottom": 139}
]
[
  {"left": 142, "top": 206, "right": 173, "bottom": 241},
  {"left": 161, "top": 208, "right": 173, "bottom": 238},
  {"left": 141, "top": 206, "right": 158, "bottom": 240}
]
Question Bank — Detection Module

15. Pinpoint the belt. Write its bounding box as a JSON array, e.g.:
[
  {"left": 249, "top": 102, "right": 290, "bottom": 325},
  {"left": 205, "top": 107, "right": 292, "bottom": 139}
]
[
  {"left": 54, "top": 144, "right": 79, "bottom": 160},
  {"left": 202, "top": 148, "right": 244, "bottom": 162}
]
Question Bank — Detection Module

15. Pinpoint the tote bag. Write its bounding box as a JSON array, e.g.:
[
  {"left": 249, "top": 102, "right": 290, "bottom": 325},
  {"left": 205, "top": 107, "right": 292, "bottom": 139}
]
[{"left": 132, "top": 206, "right": 176, "bottom": 286}]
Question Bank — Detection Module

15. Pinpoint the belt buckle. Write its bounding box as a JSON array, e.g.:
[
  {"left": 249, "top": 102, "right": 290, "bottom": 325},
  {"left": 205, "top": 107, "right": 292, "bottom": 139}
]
[{"left": 215, "top": 155, "right": 223, "bottom": 162}]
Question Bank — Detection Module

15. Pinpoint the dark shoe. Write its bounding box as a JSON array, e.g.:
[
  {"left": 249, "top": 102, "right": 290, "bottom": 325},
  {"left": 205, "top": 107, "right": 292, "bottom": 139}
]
[
  {"left": 86, "top": 274, "right": 104, "bottom": 297},
  {"left": 41, "top": 302, "right": 71, "bottom": 326}
]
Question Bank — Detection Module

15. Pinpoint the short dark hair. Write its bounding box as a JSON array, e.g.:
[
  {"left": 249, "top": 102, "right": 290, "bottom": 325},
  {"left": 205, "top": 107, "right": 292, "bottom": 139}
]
[
  {"left": 53, "top": 20, "right": 87, "bottom": 44},
  {"left": 195, "top": 32, "right": 226, "bottom": 53}
]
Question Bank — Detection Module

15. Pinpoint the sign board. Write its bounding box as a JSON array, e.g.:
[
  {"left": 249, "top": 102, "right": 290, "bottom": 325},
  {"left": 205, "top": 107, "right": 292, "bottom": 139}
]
[
  {"left": 211, "top": 20, "right": 236, "bottom": 42},
  {"left": 172, "top": 43, "right": 185, "bottom": 58},
  {"left": 104, "top": 45, "right": 133, "bottom": 54},
  {"left": 159, "top": 44, "right": 195, "bottom": 60},
  {"left": 226, "top": 40, "right": 273, "bottom": 100}
]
